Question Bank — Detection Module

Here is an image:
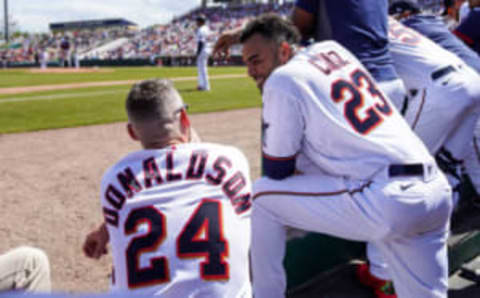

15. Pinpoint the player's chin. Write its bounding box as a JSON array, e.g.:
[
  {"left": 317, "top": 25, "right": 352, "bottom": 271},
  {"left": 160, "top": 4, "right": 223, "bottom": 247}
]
[{"left": 256, "top": 79, "right": 265, "bottom": 92}]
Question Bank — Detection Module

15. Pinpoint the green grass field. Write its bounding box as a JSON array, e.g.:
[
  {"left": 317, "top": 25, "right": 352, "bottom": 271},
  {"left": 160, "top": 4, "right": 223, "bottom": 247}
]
[{"left": 0, "top": 66, "right": 261, "bottom": 134}]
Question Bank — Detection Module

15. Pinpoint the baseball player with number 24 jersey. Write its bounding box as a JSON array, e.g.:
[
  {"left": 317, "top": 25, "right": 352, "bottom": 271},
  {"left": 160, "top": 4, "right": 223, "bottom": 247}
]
[
  {"left": 101, "top": 144, "right": 252, "bottom": 297},
  {"left": 86, "top": 79, "right": 252, "bottom": 298}
]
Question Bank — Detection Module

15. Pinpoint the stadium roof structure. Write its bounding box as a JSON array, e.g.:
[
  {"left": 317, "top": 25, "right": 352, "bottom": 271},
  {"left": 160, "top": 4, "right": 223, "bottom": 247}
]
[{"left": 49, "top": 18, "right": 137, "bottom": 32}]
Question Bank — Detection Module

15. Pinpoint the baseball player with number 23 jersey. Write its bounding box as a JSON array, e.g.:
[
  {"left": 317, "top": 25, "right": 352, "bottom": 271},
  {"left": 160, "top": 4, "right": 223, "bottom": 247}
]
[{"left": 240, "top": 14, "right": 452, "bottom": 298}]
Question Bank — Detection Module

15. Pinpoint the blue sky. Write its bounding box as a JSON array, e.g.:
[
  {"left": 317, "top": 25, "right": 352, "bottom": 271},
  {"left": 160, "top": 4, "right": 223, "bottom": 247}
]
[{"left": 1, "top": 0, "right": 201, "bottom": 33}]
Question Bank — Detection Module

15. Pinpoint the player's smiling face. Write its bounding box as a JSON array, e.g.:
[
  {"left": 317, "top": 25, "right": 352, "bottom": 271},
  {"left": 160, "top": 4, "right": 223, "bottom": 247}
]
[{"left": 242, "top": 34, "right": 282, "bottom": 93}]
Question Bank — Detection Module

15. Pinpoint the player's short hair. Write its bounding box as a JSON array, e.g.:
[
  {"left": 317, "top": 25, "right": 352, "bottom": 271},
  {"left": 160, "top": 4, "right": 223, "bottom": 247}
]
[
  {"left": 126, "top": 78, "right": 185, "bottom": 124},
  {"left": 389, "top": 0, "right": 421, "bottom": 15},
  {"left": 239, "top": 13, "right": 301, "bottom": 46},
  {"left": 196, "top": 15, "right": 206, "bottom": 24}
]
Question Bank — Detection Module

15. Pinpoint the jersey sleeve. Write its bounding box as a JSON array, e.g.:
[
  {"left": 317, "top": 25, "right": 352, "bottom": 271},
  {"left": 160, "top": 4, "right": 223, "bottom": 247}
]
[
  {"left": 454, "top": 13, "right": 479, "bottom": 48},
  {"left": 295, "top": 0, "right": 318, "bottom": 13},
  {"left": 261, "top": 74, "right": 304, "bottom": 177}
]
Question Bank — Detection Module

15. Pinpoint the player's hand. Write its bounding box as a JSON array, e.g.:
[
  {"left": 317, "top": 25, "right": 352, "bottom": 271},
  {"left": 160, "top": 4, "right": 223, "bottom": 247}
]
[
  {"left": 83, "top": 223, "right": 109, "bottom": 259},
  {"left": 212, "top": 29, "right": 242, "bottom": 59}
]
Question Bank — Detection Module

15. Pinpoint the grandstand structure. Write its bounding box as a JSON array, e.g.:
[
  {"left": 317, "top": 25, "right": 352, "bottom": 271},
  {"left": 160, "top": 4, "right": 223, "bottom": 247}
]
[
  {"left": 201, "top": 0, "right": 291, "bottom": 7},
  {"left": 0, "top": 0, "right": 294, "bottom": 68},
  {"left": 0, "top": 0, "right": 456, "bottom": 68},
  {"left": 49, "top": 18, "right": 137, "bottom": 33}
]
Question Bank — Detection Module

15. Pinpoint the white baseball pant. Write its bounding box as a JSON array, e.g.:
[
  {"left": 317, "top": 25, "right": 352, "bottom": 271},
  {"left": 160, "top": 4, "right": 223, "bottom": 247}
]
[
  {"left": 250, "top": 166, "right": 452, "bottom": 298},
  {"left": 368, "top": 64, "right": 480, "bottom": 280},
  {"left": 0, "top": 246, "right": 51, "bottom": 292}
]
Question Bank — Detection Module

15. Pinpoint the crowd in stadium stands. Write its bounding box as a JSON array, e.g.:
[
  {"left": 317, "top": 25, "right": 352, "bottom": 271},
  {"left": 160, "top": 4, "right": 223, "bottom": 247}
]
[
  {"left": 101, "top": 2, "right": 293, "bottom": 61},
  {"left": 0, "top": 0, "right": 469, "bottom": 68},
  {"left": 0, "top": 26, "right": 137, "bottom": 65},
  {"left": 1, "top": 2, "right": 294, "bottom": 67}
]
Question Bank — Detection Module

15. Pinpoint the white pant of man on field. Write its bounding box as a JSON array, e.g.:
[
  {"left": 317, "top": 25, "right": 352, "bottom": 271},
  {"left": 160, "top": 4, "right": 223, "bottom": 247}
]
[{"left": 196, "top": 52, "right": 210, "bottom": 91}]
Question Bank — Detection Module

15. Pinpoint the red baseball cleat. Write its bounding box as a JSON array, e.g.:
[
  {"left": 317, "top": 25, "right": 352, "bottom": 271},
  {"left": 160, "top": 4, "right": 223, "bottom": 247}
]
[{"left": 356, "top": 263, "right": 397, "bottom": 298}]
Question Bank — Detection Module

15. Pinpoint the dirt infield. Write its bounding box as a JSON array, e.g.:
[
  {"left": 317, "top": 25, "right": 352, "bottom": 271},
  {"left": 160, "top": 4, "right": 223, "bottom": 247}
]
[
  {"left": 0, "top": 107, "right": 261, "bottom": 294},
  {"left": 0, "top": 73, "right": 247, "bottom": 95},
  {"left": 27, "top": 67, "right": 114, "bottom": 74}
]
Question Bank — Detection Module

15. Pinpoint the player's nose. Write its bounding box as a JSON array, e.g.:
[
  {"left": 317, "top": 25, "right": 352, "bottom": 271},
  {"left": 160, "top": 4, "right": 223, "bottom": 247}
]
[{"left": 246, "top": 63, "right": 255, "bottom": 76}]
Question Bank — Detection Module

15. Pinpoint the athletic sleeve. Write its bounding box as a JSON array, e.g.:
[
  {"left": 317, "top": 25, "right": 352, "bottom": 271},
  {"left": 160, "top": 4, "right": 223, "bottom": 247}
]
[
  {"left": 454, "top": 12, "right": 480, "bottom": 51},
  {"left": 261, "top": 74, "right": 304, "bottom": 179},
  {"left": 295, "top": 0, "right": 318, "bottom": 13}
]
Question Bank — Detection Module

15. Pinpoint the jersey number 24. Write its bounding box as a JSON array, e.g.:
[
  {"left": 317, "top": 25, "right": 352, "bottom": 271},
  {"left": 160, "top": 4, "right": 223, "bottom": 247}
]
[
  {"left": 331, "top": 69, "right": 392, "bottom": 134},
  {"left": 124, "top": 199, "right": 228, "bottom": 289}
]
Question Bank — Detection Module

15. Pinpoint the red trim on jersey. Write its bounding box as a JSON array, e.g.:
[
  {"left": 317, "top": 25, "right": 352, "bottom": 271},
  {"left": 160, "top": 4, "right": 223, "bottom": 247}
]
[
  {"left": 262, "top": 152, "right": 296, "bottom": 161},
  {"left": 453, "top": 30, "right": 475, "bottom": 46}
]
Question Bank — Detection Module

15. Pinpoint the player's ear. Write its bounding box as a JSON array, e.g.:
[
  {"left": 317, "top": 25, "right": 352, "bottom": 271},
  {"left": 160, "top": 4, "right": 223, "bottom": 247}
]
[
  {"left": 278, "top": 41, "right": 292, "bottom": 64},
  {"left": 127, "top": 123, "right": 140, "bottom": 141},
  {"left": 179, "top": 109, "right": 191, "bottom": 140}
]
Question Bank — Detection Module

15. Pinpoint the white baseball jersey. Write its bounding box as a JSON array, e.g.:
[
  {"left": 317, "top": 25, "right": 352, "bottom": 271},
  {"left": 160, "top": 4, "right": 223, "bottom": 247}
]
[
  {"left": 100, "top": 142, "right": 252, "bottom": 297},
  {"left": 253, "top": 40, "right": 452, "bottom": 298},
  {"left": 262, "top": 40, "right": 433, "bottom": 180}
]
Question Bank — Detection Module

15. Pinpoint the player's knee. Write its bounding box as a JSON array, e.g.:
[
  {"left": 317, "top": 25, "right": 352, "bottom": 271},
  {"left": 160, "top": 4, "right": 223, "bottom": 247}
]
[
  {"left": 381, "top": 197, "right": 452, "bottom": 240},
  {"left": 17, "top": 246, "right": 50, "bottom": 274}
]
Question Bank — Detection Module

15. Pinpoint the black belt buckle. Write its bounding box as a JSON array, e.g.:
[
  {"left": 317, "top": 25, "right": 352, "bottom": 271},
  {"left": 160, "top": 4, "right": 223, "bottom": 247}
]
[
  {"left": 431, "top": 65, "right": 455, "bottom": 81},
  {"left": 388, "top": 164, "right": 424, "bottom": 177}
]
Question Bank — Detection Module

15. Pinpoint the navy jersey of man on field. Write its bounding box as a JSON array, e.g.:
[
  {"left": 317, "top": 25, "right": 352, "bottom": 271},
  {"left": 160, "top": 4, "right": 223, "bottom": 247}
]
[
  {"left": 295, "top": 0, "right": 398, "bottom": 83},
  {"left": 454, "top": 7, "right": 480, "bottom": 56}
]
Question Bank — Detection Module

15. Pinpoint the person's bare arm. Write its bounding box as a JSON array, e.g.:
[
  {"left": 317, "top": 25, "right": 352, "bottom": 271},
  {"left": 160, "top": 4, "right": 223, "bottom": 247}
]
[
  {"left": 212, "top": 27, "right": 243, "bottom": 58},
  {"left": 83, "top": 223, "right": 109, "bottom": 260},
  {"left": 291, "top": 6, "right": 315, "bottom": 42}
]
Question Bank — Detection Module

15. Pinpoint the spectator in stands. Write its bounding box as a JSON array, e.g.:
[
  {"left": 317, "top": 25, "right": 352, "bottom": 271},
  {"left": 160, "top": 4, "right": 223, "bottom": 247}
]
[
  {"left": 459, "top": 0, "right": 471, "bottom": 22},
  {"left": 4, "top": 2, "right": 294, "bottom": 66},
  {"left": 1, "top": 51, "right": 7, "bottom": 68}
]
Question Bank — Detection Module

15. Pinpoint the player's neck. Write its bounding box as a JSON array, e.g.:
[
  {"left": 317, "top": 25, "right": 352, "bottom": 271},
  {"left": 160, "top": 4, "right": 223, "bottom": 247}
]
[{"left": 142, "top": 138, "right": 187, "bottom": 150}]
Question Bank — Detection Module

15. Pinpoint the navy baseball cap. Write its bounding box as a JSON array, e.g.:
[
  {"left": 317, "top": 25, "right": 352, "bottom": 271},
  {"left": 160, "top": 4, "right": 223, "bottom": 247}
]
[{"left": 389, "top": 1, "right": 421, "bottom": 15}]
